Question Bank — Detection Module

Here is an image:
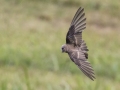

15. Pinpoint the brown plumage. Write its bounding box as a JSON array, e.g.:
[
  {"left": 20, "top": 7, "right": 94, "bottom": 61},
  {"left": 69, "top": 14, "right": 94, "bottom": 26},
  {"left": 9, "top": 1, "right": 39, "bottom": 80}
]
[{"left": 61, "top": 7, "right": 95, "bottom": 80}]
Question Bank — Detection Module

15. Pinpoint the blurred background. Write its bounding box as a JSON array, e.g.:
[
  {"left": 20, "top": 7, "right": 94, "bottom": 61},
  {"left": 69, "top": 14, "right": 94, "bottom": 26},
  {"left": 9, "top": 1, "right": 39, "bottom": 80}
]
[{"left": 0, "top": 0, "right": 120, "bottom": 90}]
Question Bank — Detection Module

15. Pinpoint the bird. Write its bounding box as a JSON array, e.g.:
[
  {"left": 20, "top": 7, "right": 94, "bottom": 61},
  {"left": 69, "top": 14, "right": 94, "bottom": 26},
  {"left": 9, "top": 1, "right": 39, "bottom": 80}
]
[{"left": 61, "top": 7, "right": 95, "bottom": 80}]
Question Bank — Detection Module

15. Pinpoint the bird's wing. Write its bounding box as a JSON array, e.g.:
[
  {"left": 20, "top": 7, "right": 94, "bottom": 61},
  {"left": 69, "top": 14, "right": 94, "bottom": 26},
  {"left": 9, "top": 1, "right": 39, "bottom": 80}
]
[
  {"left": 68, "top": 51, "right": 95, "bottom": 80},
  {"left": 66, "top": 7, "right": 86, "bottom": 46}
]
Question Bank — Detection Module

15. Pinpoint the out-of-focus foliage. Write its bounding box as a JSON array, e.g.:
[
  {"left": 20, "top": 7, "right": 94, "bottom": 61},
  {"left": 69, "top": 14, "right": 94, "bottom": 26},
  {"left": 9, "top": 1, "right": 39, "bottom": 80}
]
[{"left": 0, "top": 0, "right": 120, "bottom": 90}]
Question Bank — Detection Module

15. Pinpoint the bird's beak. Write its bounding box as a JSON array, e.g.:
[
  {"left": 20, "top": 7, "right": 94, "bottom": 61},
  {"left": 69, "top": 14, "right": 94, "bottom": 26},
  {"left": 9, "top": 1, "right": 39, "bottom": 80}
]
[{"left": 62, "top": 50, "right": 64, "bottom": 53}]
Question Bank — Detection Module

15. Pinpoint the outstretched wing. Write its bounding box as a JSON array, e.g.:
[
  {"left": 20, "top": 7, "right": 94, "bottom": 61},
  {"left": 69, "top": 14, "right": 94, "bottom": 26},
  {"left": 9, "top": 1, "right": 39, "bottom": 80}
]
[
  {"left": 66, "top": 7, "right": 86, "bottom": 46},
  {"left": 68, "top": 51, "right": 95, "bottom": 80}
]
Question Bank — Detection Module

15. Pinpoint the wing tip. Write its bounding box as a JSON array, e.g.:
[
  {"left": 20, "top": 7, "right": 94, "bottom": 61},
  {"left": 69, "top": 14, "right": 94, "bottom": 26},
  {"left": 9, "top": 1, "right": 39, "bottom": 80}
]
[
  {"left": 79, "top": 7, "right": 84, "bottom": 12},
  {"left": 78, "top": 61, "right": 96, "bottom": 80}
]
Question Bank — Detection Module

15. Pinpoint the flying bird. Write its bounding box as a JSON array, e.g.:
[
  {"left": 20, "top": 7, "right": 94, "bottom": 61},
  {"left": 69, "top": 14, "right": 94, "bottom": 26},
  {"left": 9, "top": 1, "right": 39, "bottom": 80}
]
[{"left": 61, "top": 7, "right": 95, "bottom": 80}]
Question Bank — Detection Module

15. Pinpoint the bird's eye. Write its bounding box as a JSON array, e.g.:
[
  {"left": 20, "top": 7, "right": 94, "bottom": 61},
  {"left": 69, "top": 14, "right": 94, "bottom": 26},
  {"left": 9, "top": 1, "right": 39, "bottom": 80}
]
[{"left": 62, "top": 47, "right": 64, "bottom": 50}]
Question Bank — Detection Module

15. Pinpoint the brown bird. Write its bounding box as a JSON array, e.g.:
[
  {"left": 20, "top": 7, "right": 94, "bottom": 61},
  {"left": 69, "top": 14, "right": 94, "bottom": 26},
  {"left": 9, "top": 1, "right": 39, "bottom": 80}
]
[{"left": 61, "top": 7, "right": 95, "bottom": 80}]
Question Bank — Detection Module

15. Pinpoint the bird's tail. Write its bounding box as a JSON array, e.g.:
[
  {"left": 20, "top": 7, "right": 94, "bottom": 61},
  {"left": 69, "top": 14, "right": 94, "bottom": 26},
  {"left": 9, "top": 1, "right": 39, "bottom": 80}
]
[{"left": 81, "top": 40, "right": 88, "bottom": 59}]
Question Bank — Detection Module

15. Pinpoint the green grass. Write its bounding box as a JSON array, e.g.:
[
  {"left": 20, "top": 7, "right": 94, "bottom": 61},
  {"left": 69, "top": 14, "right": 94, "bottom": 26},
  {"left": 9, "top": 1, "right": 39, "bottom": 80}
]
[{"left": 0, "top": 0, "right": 120, "bottom": 90}]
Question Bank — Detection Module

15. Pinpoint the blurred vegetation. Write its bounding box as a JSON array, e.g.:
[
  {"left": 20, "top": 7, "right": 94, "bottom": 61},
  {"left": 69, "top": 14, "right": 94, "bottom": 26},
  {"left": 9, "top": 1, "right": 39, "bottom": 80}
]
[{"left": 0, "top": 0, "right": 120, "bottom": 90}]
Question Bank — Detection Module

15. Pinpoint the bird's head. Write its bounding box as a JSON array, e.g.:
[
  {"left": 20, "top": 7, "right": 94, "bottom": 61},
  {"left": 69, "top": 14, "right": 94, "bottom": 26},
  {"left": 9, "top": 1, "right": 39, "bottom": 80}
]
[{"left": 61, "top": 44, "right": 68, "bottom": 53}]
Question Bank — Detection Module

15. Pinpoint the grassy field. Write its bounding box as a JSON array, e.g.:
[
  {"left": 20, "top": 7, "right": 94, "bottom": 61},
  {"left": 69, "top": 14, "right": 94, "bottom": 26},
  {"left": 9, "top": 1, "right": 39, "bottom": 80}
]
[{"left": 0, "top": 0, "right": 120, "bottom": 90}]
